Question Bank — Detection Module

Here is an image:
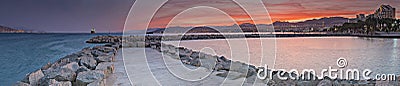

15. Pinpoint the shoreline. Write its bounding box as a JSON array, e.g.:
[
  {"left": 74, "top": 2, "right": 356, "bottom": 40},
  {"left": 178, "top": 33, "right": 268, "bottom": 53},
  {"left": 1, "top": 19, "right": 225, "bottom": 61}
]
[
  {"left": 136, "top": 33, "right": 399, "bottom": 41},
  {"left": 15, "top": 35, "right": 399, "bottom": 85}
]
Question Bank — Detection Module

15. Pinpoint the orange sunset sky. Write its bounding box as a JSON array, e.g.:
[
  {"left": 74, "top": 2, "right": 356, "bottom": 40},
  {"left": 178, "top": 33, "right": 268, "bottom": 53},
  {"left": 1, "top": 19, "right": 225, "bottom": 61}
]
[
  {"left": 2, "top": 0, "right": 399, "bottom": 32},
  {"left": 129, "top": 0, "right": 400, "bottom": 30}
]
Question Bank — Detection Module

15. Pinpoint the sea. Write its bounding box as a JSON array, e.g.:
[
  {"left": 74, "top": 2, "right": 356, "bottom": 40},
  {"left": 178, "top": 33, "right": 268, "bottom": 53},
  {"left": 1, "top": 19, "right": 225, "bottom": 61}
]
[{"left": 0, "top": 33, "right": 120, "bottom": 86}]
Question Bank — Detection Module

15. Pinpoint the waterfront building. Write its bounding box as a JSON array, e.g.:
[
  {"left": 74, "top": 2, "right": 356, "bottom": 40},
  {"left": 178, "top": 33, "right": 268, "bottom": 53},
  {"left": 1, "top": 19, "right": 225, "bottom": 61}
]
[{"left": 368, "top": 4, "right": 396, "bottom": 19}]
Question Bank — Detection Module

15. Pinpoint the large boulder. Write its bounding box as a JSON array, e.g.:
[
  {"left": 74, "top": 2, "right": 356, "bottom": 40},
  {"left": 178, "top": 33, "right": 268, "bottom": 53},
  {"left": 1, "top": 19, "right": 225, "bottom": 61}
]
[
  {"left": 62, "top": 53, "right": 82, "bottom": 63},
  {"left": 61, "top": 62, "right": 79, "bottom": 72},
  {"left": 179, "top": 54, "right": 191, "bottom": 64},
  {"left": 246, "top": 66, "right": 257, "bottom": 78},
  {"left": 190, "top": 51, "right": 200, "bottom": 59},
  {"left": 76, "top": 66, "right": 90, "bottom": 74},
  {"left": 93, "top": 46, "right": 116, "bottom": 54},
  {"left": 215, "top": 56, "right": 231, "bottom": 71},
  {"left": 76, "top": 70, "right": 105, "bottom": 86},
  {"left": 48, "top": 79, "right": 72, "bottom": 86},
  {"left": 42, "top": 62, "right": 79, "bottom": 82},
  {"left": 95, "top": 62, "right": 115, "bottom": 77},
  {"left": 49, "top": 59, "right": 69, "bottom": 70},
  {"left": 79, "top": 56, "right": 97, "bottom": 70},
  {"left": 42, "top": 68, "right": 77, "bottom": 81},
  {"left": 150, "top": 42, "right": 159, "bottom": 49},
  {"left": 91, "top": 50, "right": 113, "bottom": 57},
  {"left": 95, "top": 55, "right": 114, "bottom": 62},
  {"left": 189, "top": 57, "right": 201, "bottom": 67},
  {"left": 50, "top": 53, "right": 82, "bottom": 69},
  {"left": 27, "top": 69, "right": 44, "bottom": 86},
  {"left": 178, "top": 47, "right": 192, "bottom": 57}
]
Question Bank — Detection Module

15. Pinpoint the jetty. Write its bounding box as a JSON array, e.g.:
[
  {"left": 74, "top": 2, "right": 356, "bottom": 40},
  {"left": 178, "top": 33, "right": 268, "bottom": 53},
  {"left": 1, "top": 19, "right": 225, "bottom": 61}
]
[{"left": 15, "top": 36, "right": 122, "bottom": 86}]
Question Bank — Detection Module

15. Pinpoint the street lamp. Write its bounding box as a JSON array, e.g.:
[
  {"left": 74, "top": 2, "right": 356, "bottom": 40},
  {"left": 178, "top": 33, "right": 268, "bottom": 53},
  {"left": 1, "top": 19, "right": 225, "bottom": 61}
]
[{"left": 364, "top": 25, "right": 367, "bottom": 34}]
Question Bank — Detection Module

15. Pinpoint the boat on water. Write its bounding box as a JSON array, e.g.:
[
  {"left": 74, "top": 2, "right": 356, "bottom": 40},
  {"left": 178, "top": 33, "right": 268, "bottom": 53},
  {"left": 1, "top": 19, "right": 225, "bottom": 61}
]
[{"left": 91, "top": 28, "right": 96, "bottom": 34}]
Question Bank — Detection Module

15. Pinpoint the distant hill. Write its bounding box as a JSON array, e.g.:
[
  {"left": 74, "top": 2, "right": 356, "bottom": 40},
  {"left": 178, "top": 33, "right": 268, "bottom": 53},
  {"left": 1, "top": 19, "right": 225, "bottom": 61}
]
[
  {"left": 273, "top": 17, "right": 351, "bottom": 31},
  {"left": 0, "top": 25, "right": 25, "bottom": 33}
]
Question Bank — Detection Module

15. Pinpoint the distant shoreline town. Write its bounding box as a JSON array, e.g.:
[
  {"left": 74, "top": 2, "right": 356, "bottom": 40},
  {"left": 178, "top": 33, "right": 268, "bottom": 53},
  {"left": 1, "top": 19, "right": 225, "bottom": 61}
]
[
  {"left": 2, "top": 4, "right": 399, "bottom": 37},
  {"left": 146, "top": 4, "right": 399, "bottom": 37}
]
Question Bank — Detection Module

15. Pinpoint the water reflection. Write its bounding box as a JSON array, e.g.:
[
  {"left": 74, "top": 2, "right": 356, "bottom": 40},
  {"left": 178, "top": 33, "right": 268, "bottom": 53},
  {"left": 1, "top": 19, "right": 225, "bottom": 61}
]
[{"left": 168, "top": 37, "right": 400, "bottom": 79}]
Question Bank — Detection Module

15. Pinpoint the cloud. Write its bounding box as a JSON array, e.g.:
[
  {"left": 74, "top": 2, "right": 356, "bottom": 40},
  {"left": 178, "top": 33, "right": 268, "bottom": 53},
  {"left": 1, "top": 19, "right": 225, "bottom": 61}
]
[{"left": 140, "top": 0, "right": 400, "bottom": 29}]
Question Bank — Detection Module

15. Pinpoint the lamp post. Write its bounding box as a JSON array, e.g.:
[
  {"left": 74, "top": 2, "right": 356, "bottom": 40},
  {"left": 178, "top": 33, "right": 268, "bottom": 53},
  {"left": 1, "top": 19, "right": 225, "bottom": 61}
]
[
  {"left": 392, "top": 21, "right": 395, "bottom": 32},
  {"left": 364, "top": 25, "right": 367, "bottom": 34}
]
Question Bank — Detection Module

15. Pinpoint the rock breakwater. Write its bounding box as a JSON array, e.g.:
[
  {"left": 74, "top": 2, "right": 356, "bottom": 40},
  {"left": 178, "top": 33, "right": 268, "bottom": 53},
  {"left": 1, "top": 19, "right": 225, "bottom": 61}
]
[
  {"left": 150, "top": 41, "right": 385, "bottom": 85},
  {"left": 86, "top": 36, "right": 122, "bottom": 44},
  {"left": 15, "top": 36, "right": 122, "bottom": 86}
]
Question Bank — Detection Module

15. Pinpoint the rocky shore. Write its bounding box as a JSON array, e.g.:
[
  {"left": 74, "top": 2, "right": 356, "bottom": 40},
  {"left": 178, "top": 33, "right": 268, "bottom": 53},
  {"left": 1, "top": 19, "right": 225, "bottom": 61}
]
[
  {"left": 86, "top": 36, "right": 122, "bottom": 44},
  {"left": 147, "top": 40, "right": 384, "bottom": 85},
  {"left": 15, "top": 36, "right": 122, "bottom": 86}
]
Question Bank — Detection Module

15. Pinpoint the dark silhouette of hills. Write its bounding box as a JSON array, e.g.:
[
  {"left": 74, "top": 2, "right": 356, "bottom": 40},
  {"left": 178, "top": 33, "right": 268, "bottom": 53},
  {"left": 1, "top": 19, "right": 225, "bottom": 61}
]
[{"left": 0, "top": 25, "right": 25, "bottom": 33}]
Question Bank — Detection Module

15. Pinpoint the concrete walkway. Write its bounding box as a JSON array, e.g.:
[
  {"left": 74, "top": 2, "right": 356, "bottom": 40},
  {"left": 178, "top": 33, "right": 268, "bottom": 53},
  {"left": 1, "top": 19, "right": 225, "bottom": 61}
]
[
  {"left": 120, "top": 48, "right": 265, "bottom": 86},
  {"left": 109, "top": 49, "right": 131, "bottom": 86}
]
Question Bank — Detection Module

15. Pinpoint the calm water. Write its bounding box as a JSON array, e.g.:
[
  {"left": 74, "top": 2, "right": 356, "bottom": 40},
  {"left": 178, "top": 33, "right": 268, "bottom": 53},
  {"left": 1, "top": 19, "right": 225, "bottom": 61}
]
[
  {"left": 167, "top": 37, "right": 400, "bottom": 79},
  {"left": 0, "top": 33, "right": 119, "bottom": 85}
]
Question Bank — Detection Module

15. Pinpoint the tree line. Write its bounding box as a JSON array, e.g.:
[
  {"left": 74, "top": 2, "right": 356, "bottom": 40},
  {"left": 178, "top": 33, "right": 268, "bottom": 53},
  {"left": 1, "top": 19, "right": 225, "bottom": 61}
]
[{"left": 329, "top": 18, "right": 400, "bottom": 35}]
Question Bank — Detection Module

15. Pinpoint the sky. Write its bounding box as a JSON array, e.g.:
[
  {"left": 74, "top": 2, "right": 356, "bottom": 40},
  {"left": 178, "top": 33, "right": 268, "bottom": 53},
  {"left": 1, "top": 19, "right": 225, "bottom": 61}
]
[
  {"left": 0, "top": 0, "right": 399, "bottom": 32},
  {"left": 0, "top": 0, "right": 134, "bottom": 33}
]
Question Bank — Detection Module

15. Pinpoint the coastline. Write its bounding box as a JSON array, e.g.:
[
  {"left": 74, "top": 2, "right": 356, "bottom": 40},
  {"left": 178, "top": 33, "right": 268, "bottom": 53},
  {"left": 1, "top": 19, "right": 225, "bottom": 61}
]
[
  {"left": 130, "top": 33, "right": 399, "bottom": 42},
  {"left": 15, "top": 35, "right": 399, "bottom": 86}
]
